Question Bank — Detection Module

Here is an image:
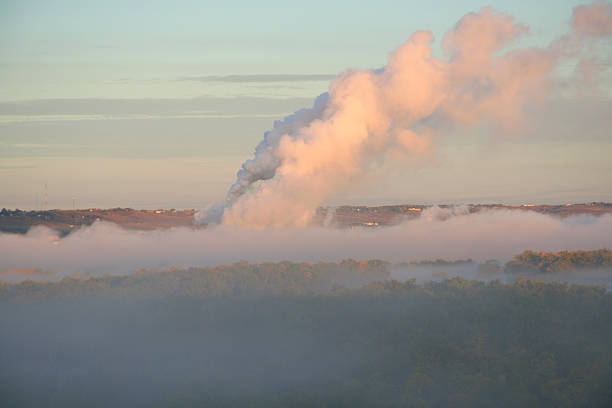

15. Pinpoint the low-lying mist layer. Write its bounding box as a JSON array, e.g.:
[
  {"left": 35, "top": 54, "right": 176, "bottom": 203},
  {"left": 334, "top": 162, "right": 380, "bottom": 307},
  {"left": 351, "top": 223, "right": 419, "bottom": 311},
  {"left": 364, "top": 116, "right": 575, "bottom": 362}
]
[
  {"left": 3, "top": 250, "right": 610, "bottom": 301},
  {"left": 2, "top": 278, "right": 611, "bottom": 407},
  {"left": 1, "top": 209, "right": 611, "bottom": 282}
]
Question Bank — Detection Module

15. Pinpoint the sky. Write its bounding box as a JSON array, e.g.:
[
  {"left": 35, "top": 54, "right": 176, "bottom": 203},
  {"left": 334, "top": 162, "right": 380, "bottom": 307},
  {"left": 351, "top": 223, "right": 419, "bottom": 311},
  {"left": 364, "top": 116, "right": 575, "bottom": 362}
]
[{"left": 1, "top": 0, "right": 611, "bottom": 209}]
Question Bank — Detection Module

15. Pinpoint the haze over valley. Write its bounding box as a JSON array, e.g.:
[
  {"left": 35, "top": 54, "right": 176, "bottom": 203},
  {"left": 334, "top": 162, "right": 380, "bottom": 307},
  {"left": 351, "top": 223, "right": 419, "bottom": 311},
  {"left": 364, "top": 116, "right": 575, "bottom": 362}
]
[{"left": 2, "top": 1, "right": 612, "bottom": 407}]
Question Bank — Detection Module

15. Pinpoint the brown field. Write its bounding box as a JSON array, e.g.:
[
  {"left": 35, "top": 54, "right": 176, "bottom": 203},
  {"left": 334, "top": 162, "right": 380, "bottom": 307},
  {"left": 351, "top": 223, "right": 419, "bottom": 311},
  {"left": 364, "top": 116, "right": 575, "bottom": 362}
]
[
  {"left": 313, "top": 202, "right": 612, "bottom": 228},
  {"left": 0, "top": 208, "right": 198, "bottom": 236},
  {"left": 1, "top": 203, "right": 611, "bottom": 235}
]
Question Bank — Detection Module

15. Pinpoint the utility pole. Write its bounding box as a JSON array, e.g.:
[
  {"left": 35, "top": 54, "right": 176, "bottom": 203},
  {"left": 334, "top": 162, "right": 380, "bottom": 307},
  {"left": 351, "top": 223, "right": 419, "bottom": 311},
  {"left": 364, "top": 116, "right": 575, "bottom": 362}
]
[{"left": 44, "top": 183, "right": 48, "bottom": 211}]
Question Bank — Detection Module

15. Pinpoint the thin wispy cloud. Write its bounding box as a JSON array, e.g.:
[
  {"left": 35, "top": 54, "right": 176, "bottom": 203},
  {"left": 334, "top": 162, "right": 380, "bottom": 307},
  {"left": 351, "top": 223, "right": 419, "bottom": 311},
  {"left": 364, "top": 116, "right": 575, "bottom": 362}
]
[
  {"left": 0, "top": 96, "right": 312, "bottom": 116},
  {"left": 181, "top": 74, "right": 336, "bottom": 83},
  {"left": 0, "top": 113, "right": 291, "bottom": 124},
  {"left": 0, "top": 165, "right": 37, "bottom": 170}
]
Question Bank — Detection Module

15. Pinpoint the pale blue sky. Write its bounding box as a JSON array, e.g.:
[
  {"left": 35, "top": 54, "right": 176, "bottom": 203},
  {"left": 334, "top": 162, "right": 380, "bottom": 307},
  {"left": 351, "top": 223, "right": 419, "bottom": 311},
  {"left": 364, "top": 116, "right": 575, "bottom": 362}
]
[
  {"left": 0, "top": 0, "right": 581, "bottom": 99},
  {"left": 0, "top": 1, "right": 611, "bottom": 209}
]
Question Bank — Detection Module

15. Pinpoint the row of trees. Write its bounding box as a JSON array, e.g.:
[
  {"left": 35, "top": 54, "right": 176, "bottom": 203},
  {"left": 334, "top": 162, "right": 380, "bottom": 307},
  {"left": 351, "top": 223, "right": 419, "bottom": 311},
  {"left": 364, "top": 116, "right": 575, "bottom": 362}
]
[
  {"left": 0, "top": 259, "right": 391, "bottom": 300},
  {"left": 505, "top": 249, "right": 612, "bottom": 274},
  {"left": 2, "top": 249, "right": 611, "bottom": 299}
]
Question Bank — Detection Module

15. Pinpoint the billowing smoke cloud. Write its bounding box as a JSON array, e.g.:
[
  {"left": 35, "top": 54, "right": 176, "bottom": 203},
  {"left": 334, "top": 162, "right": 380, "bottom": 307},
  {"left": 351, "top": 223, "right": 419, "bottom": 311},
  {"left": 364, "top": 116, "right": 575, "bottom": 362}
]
[
  {"left": 2, "top": 210, "right": 612, "bottom": 283},
  {"left": 205, "top": 2, "right": 612, "bottom": 228}
]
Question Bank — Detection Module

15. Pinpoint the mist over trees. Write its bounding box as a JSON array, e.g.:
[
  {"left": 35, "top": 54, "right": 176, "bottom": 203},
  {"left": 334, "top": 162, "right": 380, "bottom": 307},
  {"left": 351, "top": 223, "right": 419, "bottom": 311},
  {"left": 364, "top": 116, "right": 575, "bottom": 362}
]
[
  {"left": 0, "top": 260, "right": 390, "bottom": 300},
  {"left": 1, "top": 255, "right": 611, "bottom": 407},
  {"left": 2, "top": 0, "right": 612, "bottom": 405}
]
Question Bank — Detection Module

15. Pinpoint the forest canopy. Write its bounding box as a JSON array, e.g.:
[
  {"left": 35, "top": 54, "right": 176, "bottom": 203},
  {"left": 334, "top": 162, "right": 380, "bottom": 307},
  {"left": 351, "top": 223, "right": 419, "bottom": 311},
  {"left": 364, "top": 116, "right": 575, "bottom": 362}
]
[
  {"left": 1, "top": 276, "right": 611, "bottom": 407},
  {"left": 1, "top": 251, "right": 612, "bottom": 407},
  {"left": 1, "top": 249, "right": 611, "bottom": 299}
]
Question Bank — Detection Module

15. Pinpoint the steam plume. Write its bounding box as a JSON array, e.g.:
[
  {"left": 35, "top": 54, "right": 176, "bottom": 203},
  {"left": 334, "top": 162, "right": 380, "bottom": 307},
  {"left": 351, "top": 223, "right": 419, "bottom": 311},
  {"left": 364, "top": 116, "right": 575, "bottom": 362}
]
[{"left": 206, "top": 2, "right": 612, "bottom": 228}]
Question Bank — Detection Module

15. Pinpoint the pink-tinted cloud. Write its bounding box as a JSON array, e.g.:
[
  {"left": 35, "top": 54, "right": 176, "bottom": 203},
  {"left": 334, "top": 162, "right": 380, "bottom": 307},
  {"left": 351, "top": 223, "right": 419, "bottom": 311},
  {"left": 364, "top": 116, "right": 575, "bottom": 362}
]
[
  {"left": 572, "top": 1, "right": 612, "bottom": 38},
  {"left": 206, "top": 3, "right": 612, "bottom": 228}
]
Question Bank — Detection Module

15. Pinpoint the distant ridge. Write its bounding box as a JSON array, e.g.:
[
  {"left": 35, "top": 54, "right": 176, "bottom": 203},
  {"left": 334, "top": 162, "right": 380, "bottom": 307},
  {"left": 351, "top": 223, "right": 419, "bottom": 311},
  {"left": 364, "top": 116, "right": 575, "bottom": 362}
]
[{"left": 1, "top": 203, "right": 611, "bottom": 235}]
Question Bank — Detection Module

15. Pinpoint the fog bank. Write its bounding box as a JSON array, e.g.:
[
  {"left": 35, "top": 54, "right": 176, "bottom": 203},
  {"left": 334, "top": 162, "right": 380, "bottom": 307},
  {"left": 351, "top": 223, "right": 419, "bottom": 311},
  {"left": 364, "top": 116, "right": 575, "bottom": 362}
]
[{"left": 1, "top": 209, "right": 611, "bottom": 282}]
